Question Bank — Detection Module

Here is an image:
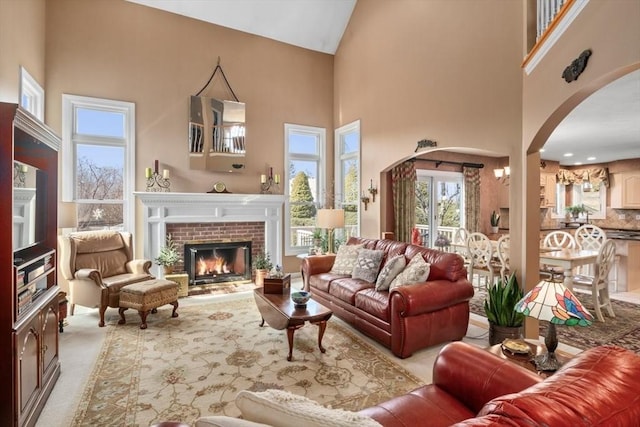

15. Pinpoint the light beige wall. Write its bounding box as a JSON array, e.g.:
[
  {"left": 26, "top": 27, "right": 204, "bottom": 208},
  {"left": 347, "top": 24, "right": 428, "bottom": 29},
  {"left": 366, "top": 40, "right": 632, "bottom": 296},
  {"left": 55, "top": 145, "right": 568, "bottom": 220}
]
[
  {"left": 334, "top": 0, "right": 524, "bottom": 238},
  {"left": 44, "top": 0, "right": 334, "bottom": 271},
  {"left": 0, "top": 0, "right": 46, "bottom": 104},
  {"left": 520, "top": 1, "right": 640, "bottom": 337}
]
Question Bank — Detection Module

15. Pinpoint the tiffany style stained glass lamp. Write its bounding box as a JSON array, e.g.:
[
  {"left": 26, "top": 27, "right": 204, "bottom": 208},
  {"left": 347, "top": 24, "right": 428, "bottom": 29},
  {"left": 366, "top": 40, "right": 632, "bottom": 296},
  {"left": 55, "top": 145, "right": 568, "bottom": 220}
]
[{"left": 515, "top": 280, "right": 594, "bottom": 371}]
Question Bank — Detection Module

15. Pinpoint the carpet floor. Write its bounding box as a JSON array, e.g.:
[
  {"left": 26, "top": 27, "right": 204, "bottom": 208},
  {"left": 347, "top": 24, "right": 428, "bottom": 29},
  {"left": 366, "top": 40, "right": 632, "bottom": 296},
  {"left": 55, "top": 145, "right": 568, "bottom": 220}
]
[
  {"left": 71, "top": 294, "right": 423, "bottom": 426},
  {"left": 470, "top": 288, "right": 640, "bottom": 352}
]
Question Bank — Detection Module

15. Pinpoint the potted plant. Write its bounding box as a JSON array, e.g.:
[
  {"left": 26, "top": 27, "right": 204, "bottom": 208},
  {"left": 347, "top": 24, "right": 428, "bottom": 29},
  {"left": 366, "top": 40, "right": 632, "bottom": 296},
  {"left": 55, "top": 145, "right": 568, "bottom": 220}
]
[
  {"left": 566, "top": 204, "right": 588, "bottom": 220},
  {"left": 490, "top": 210, "right": 500, "bottom": 233},
  {"left": 484, "top": 272, "right": 525, "bottom": 345},
  {"left": 253, "top": 250, "right": 273, "bottom": 286},
  {"left": 155, "top": 234, "right": 181, "bottom": 274}
]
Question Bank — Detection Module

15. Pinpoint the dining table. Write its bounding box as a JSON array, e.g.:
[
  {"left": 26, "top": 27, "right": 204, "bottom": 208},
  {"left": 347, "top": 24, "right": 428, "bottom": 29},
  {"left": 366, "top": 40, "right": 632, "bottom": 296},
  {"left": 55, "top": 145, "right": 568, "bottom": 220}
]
[{"left": 538, "top": 248, "right": 599, "bottom": 290}]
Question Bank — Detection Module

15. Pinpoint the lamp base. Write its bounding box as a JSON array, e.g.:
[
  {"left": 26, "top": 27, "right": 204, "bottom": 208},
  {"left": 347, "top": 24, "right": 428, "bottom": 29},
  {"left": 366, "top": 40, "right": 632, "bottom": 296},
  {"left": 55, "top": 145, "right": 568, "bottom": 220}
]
[{"left": 532, "top": 351, "right": 562, "bottom": 371}]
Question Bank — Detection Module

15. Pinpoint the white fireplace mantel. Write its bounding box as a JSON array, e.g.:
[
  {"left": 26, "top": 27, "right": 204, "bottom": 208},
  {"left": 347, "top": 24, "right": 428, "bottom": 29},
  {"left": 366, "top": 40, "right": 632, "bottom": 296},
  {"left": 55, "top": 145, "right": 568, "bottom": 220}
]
[{"left": 134, "top": 192, "right": 285, "bottom": 277}]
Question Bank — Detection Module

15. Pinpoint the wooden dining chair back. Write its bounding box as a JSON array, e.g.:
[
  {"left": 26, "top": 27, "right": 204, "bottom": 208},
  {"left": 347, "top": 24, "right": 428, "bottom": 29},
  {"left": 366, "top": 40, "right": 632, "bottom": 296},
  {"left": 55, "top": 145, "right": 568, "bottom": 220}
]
[
  {"left": 575, "top": 224, "right": 607, "bottom": 276},
  {"left": 575, "top": 224, "right": 607, "bottom": 250},
  {"left": 572, "top": 239, "right": 616, "bottom": 322},
  {"left": 540, "top": 231, "right": 576, "bottom": 280},
  {"left": 496, "top": 234, "right": 510, "bottom": 280},
  {"left": 466, "top": 232, "right": 497, "bottom": 288}
]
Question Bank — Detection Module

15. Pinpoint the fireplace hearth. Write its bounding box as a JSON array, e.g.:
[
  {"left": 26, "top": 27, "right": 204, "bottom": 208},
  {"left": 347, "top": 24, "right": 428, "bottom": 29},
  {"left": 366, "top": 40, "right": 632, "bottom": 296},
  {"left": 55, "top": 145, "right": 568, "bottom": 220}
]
[{"left": 185, "top": 241, "right": 252, "bottom": 285}]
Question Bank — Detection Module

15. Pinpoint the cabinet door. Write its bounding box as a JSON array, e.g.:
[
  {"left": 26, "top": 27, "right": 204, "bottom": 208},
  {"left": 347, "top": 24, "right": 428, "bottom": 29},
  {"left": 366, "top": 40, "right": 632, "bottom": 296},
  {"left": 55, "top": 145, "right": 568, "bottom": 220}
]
[
  {"left": 41, "top": 299, "right": 59, "bottom": 382},
  {"left": 15, "top": 316, "right": 41, "bottom": 423},
  {"left": 612, "top": 173, "right": 640, "bottom": 209},
  {"left": 544, "top": 174, "right": 557, "bottom": 207}
]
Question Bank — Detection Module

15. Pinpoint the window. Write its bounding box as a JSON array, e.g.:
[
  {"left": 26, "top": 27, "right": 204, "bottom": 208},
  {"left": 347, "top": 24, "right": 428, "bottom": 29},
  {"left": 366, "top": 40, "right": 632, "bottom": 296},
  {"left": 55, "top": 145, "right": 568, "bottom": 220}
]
[
  {"left": 415, "top": 170, "right": 464, "bottom": 247},
  {"left": 335, "top": 121, "right": 361, "bottom": 241},
  {"left": 284, "top": 124, "right": 326, "bottom": 255},
  {"left": 20, "top": 67, "right": 44, "bottom": 121},
  {"left": 62, "top": 95, "right": 135, "bottom": 232},
  {"left": 554, "top": 182, "right": 607, "bottom": 220}
]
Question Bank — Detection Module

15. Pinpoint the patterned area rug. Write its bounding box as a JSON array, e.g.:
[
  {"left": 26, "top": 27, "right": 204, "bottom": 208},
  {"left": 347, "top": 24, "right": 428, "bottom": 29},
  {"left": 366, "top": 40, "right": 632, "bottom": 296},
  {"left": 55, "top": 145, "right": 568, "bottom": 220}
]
[
  {"left": 470, "top": 288, "right": 640, "bottom": 352},
  {"left": 71, "top": 295, "right": 422, "bottom": 426}
]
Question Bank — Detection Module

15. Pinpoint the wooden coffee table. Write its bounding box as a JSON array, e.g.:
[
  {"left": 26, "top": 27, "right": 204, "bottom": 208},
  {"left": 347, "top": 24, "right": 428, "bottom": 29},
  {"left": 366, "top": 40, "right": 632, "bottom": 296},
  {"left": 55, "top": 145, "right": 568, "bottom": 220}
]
[
  {"left": 486, "top": 341, "right": 572, "bottom": 378},
  {"left": 253, "top": 287, "right": 333, "bottom": 361}
]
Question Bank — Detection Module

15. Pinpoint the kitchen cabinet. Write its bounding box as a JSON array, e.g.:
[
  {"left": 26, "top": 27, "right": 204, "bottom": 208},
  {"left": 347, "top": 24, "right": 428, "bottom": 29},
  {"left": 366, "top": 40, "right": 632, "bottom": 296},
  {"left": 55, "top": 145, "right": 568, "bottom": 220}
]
[
  {"left": 539, "top": 173, "right": 556, "bottom": 208},
  {"left": 611, "top": 172, "right": 640, "bottom": 209},
  {"left": 613, "top": 240, "right": 640, "bottom": 292}
]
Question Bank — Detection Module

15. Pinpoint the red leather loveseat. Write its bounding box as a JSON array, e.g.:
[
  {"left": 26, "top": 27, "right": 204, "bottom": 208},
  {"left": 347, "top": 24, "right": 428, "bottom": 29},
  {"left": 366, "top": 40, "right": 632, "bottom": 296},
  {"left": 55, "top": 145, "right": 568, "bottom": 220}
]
[
  {"left": 361, "top": 341, "right": 640, "bottom": 426},
  {"left": 301, "top": 237, "right": 474, "bottom": 358}
]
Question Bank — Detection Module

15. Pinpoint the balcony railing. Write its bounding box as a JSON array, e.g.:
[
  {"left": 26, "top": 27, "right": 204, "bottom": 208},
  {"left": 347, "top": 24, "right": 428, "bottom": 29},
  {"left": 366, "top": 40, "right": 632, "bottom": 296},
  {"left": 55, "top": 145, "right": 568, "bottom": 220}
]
[{"left": 537, "top": 0, "right": 567, "bottom": 41}]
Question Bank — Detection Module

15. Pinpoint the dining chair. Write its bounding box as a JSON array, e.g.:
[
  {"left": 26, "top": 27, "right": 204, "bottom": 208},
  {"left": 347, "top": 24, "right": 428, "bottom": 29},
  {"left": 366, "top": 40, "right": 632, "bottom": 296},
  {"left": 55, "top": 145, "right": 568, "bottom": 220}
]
[
  {"left": 540, "top": 231, "right": 576, "bottom": 280},
  {"left": 496, "top": 234, "right": 510, "bottom": 280},
  {"left": 575, "top": 224, "right": 607, "bottom": 276},
  {"left": 466, "top": 232, "right": 497, "bottom": 288},
  {"left": 452, "top": 227, "right": 470, "bottom": 264},
  {"left": 572, "top": 239, "right": 616, "bottom": 322}
]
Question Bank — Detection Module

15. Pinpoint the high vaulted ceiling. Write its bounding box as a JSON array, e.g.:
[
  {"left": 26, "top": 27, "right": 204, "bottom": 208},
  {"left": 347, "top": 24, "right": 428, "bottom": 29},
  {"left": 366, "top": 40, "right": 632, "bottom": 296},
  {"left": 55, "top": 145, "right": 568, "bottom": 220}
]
[{"left": 128, "top": 1, "right": 640, "bottom": 165}]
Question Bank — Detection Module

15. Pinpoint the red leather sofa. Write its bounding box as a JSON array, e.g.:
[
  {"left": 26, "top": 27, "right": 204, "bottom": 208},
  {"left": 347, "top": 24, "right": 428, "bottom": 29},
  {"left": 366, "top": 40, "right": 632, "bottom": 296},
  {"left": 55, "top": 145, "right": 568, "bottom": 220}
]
[
  {"left": 301, "top": 237, "right": 474, "bottom": 358},
  {"left": 361, "top": 341, "right": 640, "bottom": 426}
]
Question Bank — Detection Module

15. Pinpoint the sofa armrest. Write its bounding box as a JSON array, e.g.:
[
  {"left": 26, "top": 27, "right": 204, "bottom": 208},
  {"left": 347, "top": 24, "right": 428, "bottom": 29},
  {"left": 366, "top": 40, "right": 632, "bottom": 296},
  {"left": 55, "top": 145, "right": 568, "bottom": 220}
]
[
  {"left": 302, "top": 255, "right": 336, "bottom": 285},
  {"left": 75, "top": 268, "right": 105, "bottom": 287},
  {"left": 390, "top": 279, "right": 474, "bottom": 317},
  {"left": 433, "top": 342, "right": 541, "bottom": 414},
  {"left": 126, "top": 259, "right": 152, "bottom": 274}
]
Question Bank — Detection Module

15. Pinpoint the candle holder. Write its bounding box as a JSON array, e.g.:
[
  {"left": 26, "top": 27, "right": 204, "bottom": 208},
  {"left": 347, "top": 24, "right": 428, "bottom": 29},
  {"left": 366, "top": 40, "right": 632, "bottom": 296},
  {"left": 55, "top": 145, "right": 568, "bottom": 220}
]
[
  {"left": 260, "top": 167, "right": 280, "bottom": 194},
  {"left": 145, "top": 160, "right": 171, "bottom": 192},
  {"left": 13, "top": 163, "right": 27, "bottom": 188},
  {"left": 368, "top": 185, "right": 378, "bottom": 202},
  {"left": 361, "top": 194, "right": 370, "bottom": 210}
]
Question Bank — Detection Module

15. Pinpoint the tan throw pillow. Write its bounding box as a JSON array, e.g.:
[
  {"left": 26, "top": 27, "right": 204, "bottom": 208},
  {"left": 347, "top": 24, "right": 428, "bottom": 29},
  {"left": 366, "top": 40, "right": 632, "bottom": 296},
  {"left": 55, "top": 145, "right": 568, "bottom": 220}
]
[
  {"left": 375, "top": 254, "right": 407, "bottom": 291},
  {"left": 330, "top": 244, "right": 365, "bottom": 275},
  {"left": 351, "top": 249, "right": 385, "bottom": 283},
  {"left": 389, "top": 254, "right": 430, "bottom": 290},
  {"left": 236, "top": 389, "right": 382, "bottom": 427}
]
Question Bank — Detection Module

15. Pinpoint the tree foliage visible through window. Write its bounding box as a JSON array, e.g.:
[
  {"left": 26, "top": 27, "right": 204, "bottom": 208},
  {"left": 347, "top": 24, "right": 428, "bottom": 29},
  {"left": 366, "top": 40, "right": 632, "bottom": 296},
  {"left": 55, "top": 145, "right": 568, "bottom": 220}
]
[{"left": 290, "top": 171, "right": 316, "bottom": 226}]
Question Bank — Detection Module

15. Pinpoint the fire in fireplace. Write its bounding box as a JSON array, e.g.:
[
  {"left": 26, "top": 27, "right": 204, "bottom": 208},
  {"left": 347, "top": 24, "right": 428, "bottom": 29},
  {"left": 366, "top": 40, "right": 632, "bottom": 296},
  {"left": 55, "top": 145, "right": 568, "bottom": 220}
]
[{"left": 184, "top": 241, "right": 252, "bottom": 285}]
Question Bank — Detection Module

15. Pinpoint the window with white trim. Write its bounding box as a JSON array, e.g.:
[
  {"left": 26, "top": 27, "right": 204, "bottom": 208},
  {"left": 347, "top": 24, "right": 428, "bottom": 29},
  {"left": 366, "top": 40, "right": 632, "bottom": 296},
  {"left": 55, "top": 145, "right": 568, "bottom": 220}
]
[
  {"left": 335, "top": 120, "right": 361, "bottom": 242},
  {"left": 62, "top": 95, "right": 135, "bottom": 232},
  {"left": 20, "top": 67, "right": 44, "bottom": 121},
  {"left": 284, "top": 124, "right": 326, "bottom": 255}
]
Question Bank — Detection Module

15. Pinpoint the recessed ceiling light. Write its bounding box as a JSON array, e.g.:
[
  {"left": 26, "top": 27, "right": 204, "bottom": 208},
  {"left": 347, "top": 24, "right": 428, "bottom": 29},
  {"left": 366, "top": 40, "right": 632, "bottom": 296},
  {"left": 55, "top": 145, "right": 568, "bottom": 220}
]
[
  {"left": 574, "top": 161, "right": 583, "bottom": 165},
  {"left": 587, "top": 156, "right": 596, "bottom": 161},
  {"left": 540, "top": 148, "right": 545, "bottom": 152},
  {"left": 563, "top": 153, "right": 574, "bottom": 157}
]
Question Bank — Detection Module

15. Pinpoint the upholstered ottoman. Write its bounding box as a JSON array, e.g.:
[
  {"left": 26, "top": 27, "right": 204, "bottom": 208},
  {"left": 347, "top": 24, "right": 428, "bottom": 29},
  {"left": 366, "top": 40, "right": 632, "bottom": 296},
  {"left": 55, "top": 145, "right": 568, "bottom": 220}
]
[{"left": 118, "top": 279, "right": 179, "bottom": 329}]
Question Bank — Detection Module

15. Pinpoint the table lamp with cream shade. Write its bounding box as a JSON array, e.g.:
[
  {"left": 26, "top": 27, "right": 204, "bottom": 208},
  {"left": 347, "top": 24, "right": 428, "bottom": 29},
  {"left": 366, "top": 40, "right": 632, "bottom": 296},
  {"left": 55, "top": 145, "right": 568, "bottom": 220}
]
[
  {"left": 515, "top": 280, "right": 593, "bottom": 371},
  {"left": 58, "top": 201, "right": 78, "bottom": 232},
  {"left": 316, "top": 208, "right": 344, "bottom": 254}
]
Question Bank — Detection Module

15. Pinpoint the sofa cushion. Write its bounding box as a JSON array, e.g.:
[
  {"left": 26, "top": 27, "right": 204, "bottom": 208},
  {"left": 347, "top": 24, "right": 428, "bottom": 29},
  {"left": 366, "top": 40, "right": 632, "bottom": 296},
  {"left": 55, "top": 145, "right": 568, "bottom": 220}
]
[
  {"left": 375, "top": 254, "right": 406, "bottom": 291},
  {"left": 331, "top": 244, "right": 365, "bottom": 275},
  {"left": 352, "top": 249, "right": 385, "bottom": 283},
  {"left": 354, "top": 288, "right": 390, "bottom": 321},
  {"left": 236, "top": 389, "right": 382, "bottom": 427},
  {"left": 329, "top": 277, "right": 374, "bottom": 305},
  {"left": 389, "top": 254, "right": 431, "bottom": 290}
]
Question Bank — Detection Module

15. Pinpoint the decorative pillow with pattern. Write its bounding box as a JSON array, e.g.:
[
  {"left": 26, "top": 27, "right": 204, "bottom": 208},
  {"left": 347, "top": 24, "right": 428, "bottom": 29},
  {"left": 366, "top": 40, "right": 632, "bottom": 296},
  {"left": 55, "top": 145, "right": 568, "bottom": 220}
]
[
  {"left": 330, "top": 244, "right": 365, "bottom": 275},
  {"left": 236, "top": 389, "right": 383, "bottom": 427},
  {"left": 351, "top": 249, "right": 385, "bottom": 283},
  {"left": 375, "top": 254, "right": 407, "bottom": 291},
  {"left": 389, "top": 254, "right": 431, "bottom": 290}
]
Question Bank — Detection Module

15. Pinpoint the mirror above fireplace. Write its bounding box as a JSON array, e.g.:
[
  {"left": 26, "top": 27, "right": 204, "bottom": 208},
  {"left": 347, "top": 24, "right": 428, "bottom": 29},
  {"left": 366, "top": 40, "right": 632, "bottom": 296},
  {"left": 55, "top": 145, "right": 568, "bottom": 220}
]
[{"left": 189, "top": 95, "right": 246, "bottom": 173}]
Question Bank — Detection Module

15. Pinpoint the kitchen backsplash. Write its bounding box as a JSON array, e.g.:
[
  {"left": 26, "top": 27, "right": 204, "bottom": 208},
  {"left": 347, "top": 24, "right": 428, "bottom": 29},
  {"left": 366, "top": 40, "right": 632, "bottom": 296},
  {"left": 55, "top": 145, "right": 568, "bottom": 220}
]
[{"left": 540, "top": 208, "right": 640, "bottom": 230}]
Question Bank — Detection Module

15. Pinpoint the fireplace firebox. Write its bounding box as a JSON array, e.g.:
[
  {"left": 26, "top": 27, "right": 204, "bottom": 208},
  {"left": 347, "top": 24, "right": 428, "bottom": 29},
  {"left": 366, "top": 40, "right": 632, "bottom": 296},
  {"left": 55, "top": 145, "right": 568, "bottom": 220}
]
[{"left": 184, "top": 241, "right": 252, "bottom": 285}]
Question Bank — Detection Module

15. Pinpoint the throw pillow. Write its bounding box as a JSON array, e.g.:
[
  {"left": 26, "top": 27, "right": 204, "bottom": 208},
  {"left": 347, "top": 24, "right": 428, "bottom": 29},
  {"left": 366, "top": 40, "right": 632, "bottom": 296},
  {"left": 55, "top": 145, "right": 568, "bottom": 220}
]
[
  {"left": 389, "top": 254, "right": 431, "bottom": 290},
  {"left": 352, "top": 249, "right": 385, "bottom": 283},
  {"left": 236, "top": 389, "right": 383, "bottom": 427},
  {"left": 330, "top": 244, "right": 365, "bottom": 275},
  {"left": 375, "top": 254, "right": 407, "bottom": 291}
]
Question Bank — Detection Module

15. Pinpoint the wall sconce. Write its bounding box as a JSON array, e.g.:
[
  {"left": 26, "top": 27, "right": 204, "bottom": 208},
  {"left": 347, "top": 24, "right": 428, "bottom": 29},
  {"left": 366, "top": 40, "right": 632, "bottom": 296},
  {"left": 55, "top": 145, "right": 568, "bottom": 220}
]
[
  {"left": 493, "top": 166, "right": 510, "bottom": 185},
  {"left": 368, "top": 179, "right": 378, "bottom": 202},
  {"left": 145, "top": 160, "right": 171, "bottom": 192},
  {"left": 260, "top": 167, "right": 280, "bottom": 194},
  {"left": 361, "top": 191, "right": 370, "bottom": 210}
]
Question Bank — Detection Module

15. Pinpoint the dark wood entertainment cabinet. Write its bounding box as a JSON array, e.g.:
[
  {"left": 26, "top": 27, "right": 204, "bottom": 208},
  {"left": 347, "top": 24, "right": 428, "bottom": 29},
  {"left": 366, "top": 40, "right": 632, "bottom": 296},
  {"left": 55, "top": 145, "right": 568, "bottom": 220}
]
[{"left": 1, "top": 103, "right": 61, "bottom": 426}]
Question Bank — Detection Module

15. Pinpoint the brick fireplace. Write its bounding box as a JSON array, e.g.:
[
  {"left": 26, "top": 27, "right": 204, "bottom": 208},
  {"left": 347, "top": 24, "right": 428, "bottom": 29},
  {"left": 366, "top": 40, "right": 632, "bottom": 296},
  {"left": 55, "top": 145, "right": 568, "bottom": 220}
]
[{"left": 134, "top": 192, "right": 284, "bottom": 279}]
